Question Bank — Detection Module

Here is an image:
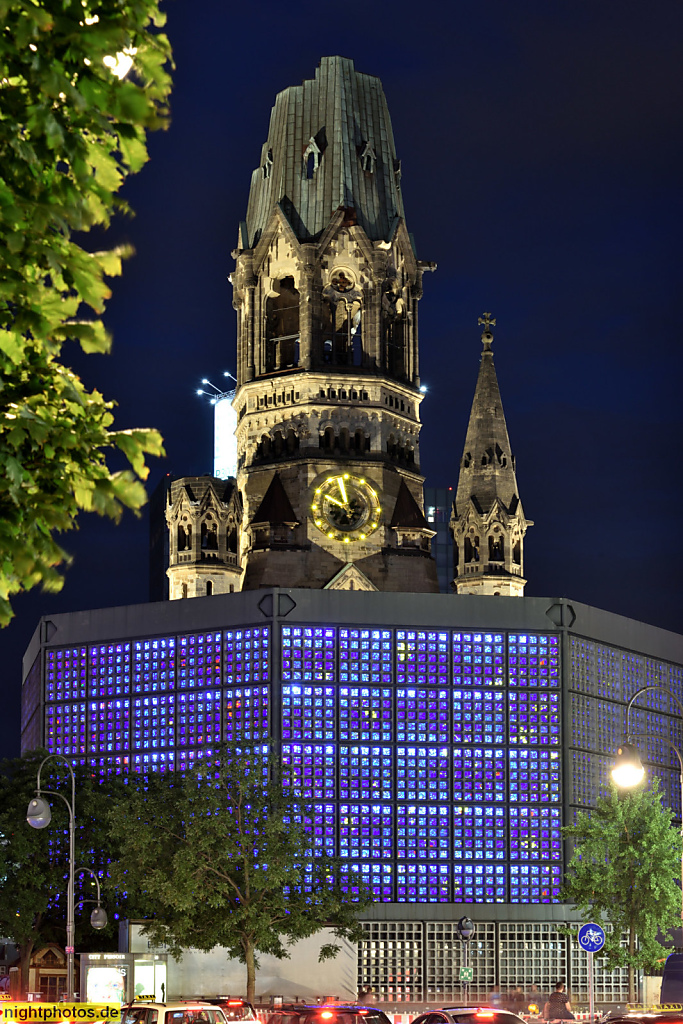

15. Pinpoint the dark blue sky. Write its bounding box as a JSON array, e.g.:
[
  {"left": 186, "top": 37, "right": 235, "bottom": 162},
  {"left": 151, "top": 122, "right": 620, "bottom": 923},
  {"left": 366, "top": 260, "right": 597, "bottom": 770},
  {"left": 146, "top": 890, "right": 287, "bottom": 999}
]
[{"left": 2, "top": 0, "right": 682, "bottom": 757}]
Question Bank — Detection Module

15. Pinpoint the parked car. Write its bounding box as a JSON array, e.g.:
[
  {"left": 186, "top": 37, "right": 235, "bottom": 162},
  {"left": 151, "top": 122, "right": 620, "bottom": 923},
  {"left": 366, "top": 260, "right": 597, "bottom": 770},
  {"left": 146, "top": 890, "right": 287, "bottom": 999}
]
[
  {"left": 121, "top": 1002, "right": 230, "bottom": 1024},
  {"left": 601, "top": 1014, "right": 683, "bottom": 1024},
  {"left": 410, "top": 1009, "right": 528, "bottom": 1024},
  {"left": 204, "top": 1001, "right": 258, "bottom": 1022},
  {"left": 264, "top": 1004, "right": 392, "bottom": 1024}
]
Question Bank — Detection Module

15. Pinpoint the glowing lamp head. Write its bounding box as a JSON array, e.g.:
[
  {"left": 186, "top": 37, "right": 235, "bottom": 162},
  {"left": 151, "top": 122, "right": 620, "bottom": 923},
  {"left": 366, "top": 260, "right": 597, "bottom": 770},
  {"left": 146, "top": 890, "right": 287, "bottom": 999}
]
[
  {"left": 27, "top": 795, "right": 52, "bottom": 829},
  {"left": 611, "top": 742, "right": 645, "bottom": 788},
  {"left": 90, "top": 905, "right": 108, "bottom": 930}
]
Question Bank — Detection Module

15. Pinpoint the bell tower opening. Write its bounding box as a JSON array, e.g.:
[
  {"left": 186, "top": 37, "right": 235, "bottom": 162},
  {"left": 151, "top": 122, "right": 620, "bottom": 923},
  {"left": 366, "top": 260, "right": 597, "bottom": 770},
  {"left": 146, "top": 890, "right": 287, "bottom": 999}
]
[{"left": 266, "top": 276, "right": 300, "bottom": 371}]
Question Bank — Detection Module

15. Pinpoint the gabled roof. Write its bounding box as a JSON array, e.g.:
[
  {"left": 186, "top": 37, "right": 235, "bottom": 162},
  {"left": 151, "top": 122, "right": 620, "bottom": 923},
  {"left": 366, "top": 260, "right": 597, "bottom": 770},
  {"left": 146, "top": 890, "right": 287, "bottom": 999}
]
[
  {"left": 250, "top": 473, "right": 299, "bottom": 527},
  {"left": 455, "top": 326, "right": 524, "bottom": 519},
  {"left": 390, "top": 479, "right": 430, "bottom": 529},
  {"left": 244, "top": 56, "right": 406, "bottom": 247}
]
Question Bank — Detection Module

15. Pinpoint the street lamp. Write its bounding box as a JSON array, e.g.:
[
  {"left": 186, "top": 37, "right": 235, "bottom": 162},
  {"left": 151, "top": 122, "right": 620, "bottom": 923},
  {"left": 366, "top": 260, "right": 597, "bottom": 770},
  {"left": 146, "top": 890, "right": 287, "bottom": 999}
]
[
  {"left": 457, "top": 916, "right": 476, "bottom": 1000},
  {"left": 611, "top": 684, "right": 683, "bottom": 927},
  {"left": 76, "top": 867, "right": 108, "bottom": 931},
  {"left": 27, "top": 754, "right": 76, "bottom": 1000}
]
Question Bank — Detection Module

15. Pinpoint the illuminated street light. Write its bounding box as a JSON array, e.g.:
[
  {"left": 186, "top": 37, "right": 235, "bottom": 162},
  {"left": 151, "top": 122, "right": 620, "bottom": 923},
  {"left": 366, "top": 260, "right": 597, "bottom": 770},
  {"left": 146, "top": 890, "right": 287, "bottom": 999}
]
[{"left": 611, "top": 684, "right": 683, "bottom": 927}]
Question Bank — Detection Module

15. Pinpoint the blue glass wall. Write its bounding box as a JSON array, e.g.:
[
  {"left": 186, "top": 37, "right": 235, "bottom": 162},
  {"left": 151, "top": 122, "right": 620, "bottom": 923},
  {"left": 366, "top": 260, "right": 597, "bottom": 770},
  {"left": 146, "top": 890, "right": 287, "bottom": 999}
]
[{"left": 44, "top": 624, "right": 563, "bottom": 904}]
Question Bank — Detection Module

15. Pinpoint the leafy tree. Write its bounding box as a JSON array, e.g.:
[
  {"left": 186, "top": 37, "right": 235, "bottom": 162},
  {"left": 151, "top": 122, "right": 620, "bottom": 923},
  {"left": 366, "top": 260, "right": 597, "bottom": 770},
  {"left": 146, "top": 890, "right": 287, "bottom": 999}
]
[
  {"left": 561, "top": 779, "right": 682, "bottom": 1003},
  {"left": 0, "top": 750, "right": 151, "bottom": 997},
  {"left": 108, "top": 745, "right": 372, "bottom": 1002},
  {"left": 0, "top": 0, "right": 173, "bottom": 625}
]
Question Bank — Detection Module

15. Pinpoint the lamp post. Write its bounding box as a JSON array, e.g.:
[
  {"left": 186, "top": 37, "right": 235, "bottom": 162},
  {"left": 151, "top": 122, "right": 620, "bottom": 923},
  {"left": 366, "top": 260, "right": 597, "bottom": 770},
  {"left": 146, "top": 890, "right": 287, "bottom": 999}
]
[
  {"left": 611, "top": 684, "right": 683, "bottom": 928},
  {"left": 76, "top": 867, "right": 108, "bottom": 931},
  {"left": 457, "top": 916, "right": 476, "bottom": 1002},
  {"left": 26, "top": 755, "right": 76, "bottom": 1000}
]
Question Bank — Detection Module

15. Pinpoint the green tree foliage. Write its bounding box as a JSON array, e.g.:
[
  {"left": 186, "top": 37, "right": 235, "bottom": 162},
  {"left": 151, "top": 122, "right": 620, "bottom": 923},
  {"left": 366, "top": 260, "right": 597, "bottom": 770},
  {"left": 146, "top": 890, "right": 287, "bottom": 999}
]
[
  {"left": 108, "top": 745, "right": 371, "bottom": 1002},
  {"left": 0, "top": 0, "right": 173, "bottom": 625},
  {"left": 562, "top": 780, "right": 682, "bottom": 1003},
  {"left": 0, "top": 750, "right": 150, "bottom": 997}
]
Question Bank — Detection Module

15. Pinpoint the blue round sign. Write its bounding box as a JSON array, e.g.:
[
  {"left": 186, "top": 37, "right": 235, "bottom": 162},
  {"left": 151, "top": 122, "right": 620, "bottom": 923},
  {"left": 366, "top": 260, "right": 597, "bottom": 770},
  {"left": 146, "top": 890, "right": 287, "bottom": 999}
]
[{"left": 578, "top": 922, "right": 606, "bottom": 953}]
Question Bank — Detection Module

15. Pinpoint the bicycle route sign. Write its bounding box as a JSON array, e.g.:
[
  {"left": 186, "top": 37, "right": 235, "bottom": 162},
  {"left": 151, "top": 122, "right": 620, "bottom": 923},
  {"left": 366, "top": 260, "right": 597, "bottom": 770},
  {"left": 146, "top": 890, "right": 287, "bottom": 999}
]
[{"left": 578, "top": 922, "right": 606, "bottom": 953}]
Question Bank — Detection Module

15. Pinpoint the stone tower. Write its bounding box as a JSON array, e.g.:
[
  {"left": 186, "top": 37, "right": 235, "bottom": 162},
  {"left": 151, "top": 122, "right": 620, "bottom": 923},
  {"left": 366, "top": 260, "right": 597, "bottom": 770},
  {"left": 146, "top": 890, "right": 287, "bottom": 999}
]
[
  {"left": 450, "top": 315, "right": 531, "bottom": 596},
  {"left": 166, "top": 476, "right": 242, "bottom": 598},
  {"left": 231, "top": 56, "right": 438, "bottom": 593}
]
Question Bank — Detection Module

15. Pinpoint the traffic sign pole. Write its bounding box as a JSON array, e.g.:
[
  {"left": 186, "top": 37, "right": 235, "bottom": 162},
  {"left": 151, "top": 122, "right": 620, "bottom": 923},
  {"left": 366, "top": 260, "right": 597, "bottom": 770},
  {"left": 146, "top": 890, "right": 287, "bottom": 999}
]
[
  {"left": 588, "top": 951, "right": 594, "bottom": 1022},
  {"left": 577, "top": 922, "right": 605, "bottom": 1020}
]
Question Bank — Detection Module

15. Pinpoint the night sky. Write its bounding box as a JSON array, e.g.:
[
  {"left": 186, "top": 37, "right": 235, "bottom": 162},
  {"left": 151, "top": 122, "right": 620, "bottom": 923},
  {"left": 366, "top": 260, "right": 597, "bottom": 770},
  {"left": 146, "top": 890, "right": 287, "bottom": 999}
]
[{"left": 2, "top": 0, "right": 682, "bottom": 758}]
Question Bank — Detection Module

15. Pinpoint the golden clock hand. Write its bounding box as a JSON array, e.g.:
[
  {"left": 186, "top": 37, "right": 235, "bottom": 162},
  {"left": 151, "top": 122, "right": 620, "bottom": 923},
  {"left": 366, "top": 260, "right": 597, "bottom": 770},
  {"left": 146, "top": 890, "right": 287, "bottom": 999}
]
[
  {"left": 337, "top": 476, "right": 349, "bottom": 504},
  {"left": 324, "top": 495, "right": 346, "bottom": 508}
]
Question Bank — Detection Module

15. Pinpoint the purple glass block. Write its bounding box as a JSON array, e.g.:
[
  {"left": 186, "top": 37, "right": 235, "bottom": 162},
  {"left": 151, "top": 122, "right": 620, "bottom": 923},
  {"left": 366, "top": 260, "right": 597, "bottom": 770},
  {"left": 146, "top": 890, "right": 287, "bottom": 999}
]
[
  {"left": 88, "top": 698, "right": 130, "bottom": 754},
  {"left": 397, "top": 863, "right": 450, "bottom": 902},
  {"left": 454, "top": 804, "right": 506, "bottom": 860},
  {"left": 510, "top": 863, "right": 562, "bottom": 903},
  {"left": 452, "top": 633, "right": 505, "bottom": 688},
  {"left": 453, "top": 688, "right": 506, "bottom": 744},
  {"left": 47, "top": 647, "right": 88, "bottom": 702},
  {"left": 509, "top": 806, "right": 562, "bottom": 860},
  {"left": 508, "top": 634, "right": 560, "bottom": 688},
  {"left": 89, "top": 643, "right": 131, "bottom": 698},
  {"left": 453, "top": 747, "right": 506, "bottom": 802},
  {"left": 176, "top": 689, "right": 221, "bottom": 747},
  {"left": 224, "top": 686, "right": 269, "bottom": 742},
  {"left": 339, "top": 803, "right": 393, "bottom": 859},
  {"left": 339, "top": 629, "right": 393, "bottom": 685},
  {"left": 396, "top": 630, "right": 450, "bottom": 687},
  {"left": 347, "top": 862, "right": 394, "bottom": 901},
  {"left": 296, "top": 803, "right": 336, "bottom": 855},
  {"left": 45, "top": 702, "right": 87, "bottom": 756},
  {"left": 282, "top": 684, "right": 336, "bottom": 741},
  {"left": 454, "top": 862, "right": 507, "bottom": 903},
  {"left": 225, "top": 627, "right": 269, "bottom": 686},
  {"left": 133, "top": 638, "right": 175, "bottom": 694},
  {"left": 282, "top": 743, "right": 336, "bottom": 799},
  {"left": 281, "top": 626, "right": 336, "bottom": 682},
  {"left": 509, "top": 748, "right": 561, "bottom": 803},
  {"left": 176, "top": 632, "right": 222, "bottom": 689},
  {"left": 397, "top": 805, "right": 450, "bottom": 860},
  {"left": 396, "top": 688, "right": 450, "bottom": 743},
  {"left": 340, "top": 745, "right": 393, "bottom": 800},
  {"left": 508, "top": 690, "right": 561, "bottom": 745},
  {"left": 339, "top": 686, "right": 393, "bottom": 742},
  {"left": 132, "top": 694, "right": 175, "bottom": 750},
  {"left": 396, "top": 746, "right": 450, "bottom": 802},
  {"left": 89, "top": 755, "right": 129, "bottom": 778},
  {"left": 132, "top": 750, "right": 174, "bottom": 773}
]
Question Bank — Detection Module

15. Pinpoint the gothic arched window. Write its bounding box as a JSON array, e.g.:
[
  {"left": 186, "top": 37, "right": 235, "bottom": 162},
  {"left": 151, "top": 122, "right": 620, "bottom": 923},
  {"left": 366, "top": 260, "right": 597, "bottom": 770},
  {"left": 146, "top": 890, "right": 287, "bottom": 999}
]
[{"left": 265, "top": 276, "right": 300, "bottom": 371}]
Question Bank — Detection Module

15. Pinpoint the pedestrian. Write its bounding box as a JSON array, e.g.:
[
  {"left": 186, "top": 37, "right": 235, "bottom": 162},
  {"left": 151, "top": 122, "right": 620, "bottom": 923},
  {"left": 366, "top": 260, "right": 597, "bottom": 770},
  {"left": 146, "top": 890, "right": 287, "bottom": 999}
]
[
  {"left": 507, "top": 987, "right": 525, "bottom": 1015},
  {"left": 526, "top": 983, "right": 543, "bottom": 1016},
  {"left": 544, "top": 982, "right": 574, "bottom": 1021},
  {"left": 489, "top": 986, "right": 503, "bottom": 1009}
]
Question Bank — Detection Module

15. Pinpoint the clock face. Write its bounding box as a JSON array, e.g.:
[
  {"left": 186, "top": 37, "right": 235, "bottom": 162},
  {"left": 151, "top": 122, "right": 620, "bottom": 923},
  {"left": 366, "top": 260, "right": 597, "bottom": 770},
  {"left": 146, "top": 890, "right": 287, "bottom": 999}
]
[{"left": 311, "top": 474, "right": 381, "bottom": 543}]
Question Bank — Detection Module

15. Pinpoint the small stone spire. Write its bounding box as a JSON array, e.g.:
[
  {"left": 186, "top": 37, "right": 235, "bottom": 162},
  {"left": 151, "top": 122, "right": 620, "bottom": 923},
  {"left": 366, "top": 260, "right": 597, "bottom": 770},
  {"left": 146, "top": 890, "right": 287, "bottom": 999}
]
[{"left": 450, "top": 315, "right": 532, "bottom": 596}]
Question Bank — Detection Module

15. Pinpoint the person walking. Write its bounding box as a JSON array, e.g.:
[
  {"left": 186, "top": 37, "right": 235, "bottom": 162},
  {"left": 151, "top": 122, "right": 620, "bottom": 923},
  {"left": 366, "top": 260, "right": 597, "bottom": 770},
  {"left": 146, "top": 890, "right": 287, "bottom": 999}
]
[{"left": 544, "top": 982, "right": 574, "bottom": 1020}]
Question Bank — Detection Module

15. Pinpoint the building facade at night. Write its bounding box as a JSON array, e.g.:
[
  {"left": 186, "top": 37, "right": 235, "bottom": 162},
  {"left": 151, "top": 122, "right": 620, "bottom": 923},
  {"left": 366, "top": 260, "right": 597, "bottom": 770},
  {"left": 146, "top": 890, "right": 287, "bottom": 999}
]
[{"left": 21, "top": 589, "right": 683, "bottom": 1002}]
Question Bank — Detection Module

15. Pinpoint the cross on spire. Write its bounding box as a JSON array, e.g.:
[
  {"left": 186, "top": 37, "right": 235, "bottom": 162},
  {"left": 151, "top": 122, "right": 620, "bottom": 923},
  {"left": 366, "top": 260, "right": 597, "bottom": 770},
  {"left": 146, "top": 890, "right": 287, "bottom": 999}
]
[{"left": 478, "top": 312, "right": 496, "bottom": 332}]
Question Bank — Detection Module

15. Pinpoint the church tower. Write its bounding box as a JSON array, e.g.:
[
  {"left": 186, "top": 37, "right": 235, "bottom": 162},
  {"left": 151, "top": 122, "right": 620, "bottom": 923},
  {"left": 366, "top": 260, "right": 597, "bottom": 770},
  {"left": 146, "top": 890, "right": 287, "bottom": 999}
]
[
  {"left": 450, "top": 315, "right": 532, "bottom": 596},
  {"left": 231, "top": 56, "right": 438, "bottom": 593}
]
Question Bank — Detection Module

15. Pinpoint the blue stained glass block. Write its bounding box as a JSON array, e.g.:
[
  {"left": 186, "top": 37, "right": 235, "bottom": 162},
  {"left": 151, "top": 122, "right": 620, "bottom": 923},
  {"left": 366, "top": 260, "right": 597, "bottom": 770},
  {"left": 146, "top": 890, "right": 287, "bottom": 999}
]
[
  {"left": 176, "top": 632, "right": 222, "bottom": 689},
  {"left": 453, "top": 804, "right": 507, "bottom": 860},
  {"left": 509, "top": 806, "right": 562, "bottom": 860},
  {"left": 176, "top": 689, "right": 222, "bottom": 747},
  {"left": 452, "top": 633, "right": 505, "bottom": 688},
  {"left": 347, "top": 862, "right": 394, "bottom": 901},
  {"left": 508, "top": 690, "right": 561, "bottom": 745},
  {"left": 46, "top": 647, "right": 87, "bottom": 702},
  {"left": 225, "top": 686, "right": 269, "bottom": 742},
  {"left": 225, "top": 627, "right": 269, "bottom": 686},
  {"left": 282, "top": 684, "right": 336, "bottom": 741},
  {"left": 133, "top": 750, "right": 174, "bottom": 773},
  {"left": 453, "top": 747, "right": 506, "bottom": 802},
  {"left": 396, "top": 630, "right": 450, "bottom": 687},
  {"left": 396, "top": 688, "right": 450, "bottom": 743},
  {"left": 297, "top": 803, "right": 336, "bottom": 855},
  {"left": 396, "top": 746, "right": 450, "bottom": 802},
  {"left": 396, "top": 862, "right": 450, "bottom": 902},
  {"left": 89, "top": 755, "right": 129, "bottom": 777},
  {"left": 132, "top": 694, "right": 175, "bottom": 750},
  {"left": 339, "top": 686, "right": 392, "bottom": 741},
  {"left": 509, "top": 748, "right": 561, "bottom": 803},
  {"left": 133, "top": 637, "right": 175, "bottom": 693},
  {"left": 45, "top": 702, "right": 87, "bottom": 756},
  {"left": 453, "top": 688, "right": 506, "bottom": 744},
  {"left": 282, "top": 743, "right": 336, "bottom": 799},
  {"left": 508, "top": 634, "right": 560, "bottom": 688},
  {"left": 281, "top": 626, "right": 336, "bottom": 682},
  {"left": 89, "top": 698, "right": 130, "bottom": 754},
  {"left": 454, "top": 862, "right": 507, "bottom": 903},
  {"left": 510, "top": 863, "right": 562, "bottom": 903},
  {"left": 397, "top": 805, "right": 450, "bottom": 860},
  {"left": 339, "top": 629, "right": 393, "bottom": 685},
  {"left": 340, "top": 745, "right": 393, "bottom": 800},
  {"left": 89, "top": 643, "right": 131, "bottom": 698},
  {"left": 339, "top": 803, "right": 393, "bottom": 858}
]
